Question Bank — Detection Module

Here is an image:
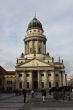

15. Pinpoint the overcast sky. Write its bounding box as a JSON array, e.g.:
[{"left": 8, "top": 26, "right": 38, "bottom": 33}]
[{"left": 0, "top": 0, "right": 73, "bottom": 74}]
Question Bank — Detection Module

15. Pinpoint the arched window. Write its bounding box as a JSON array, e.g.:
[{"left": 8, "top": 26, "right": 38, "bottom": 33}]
[
  {"left": 41, "top": 82, "right": 44, "bottom": 88},
  {"left": 49, "top": 82, "right": 51, "bottom": 88},
  {"left": 27, "top": 82, "right": 29, "bottom": 88},
  {"left": 30, "top": 48, "right": 32, "bottom": 53},
  {"left": 34, "top": 29, "right": 36, "bottom": 32},
  {"left": 19, "top": 82, "right": 22, "bottom": 88},
  {"left": 38, "top": 48, "right": 41, "bottom": 53},
  {"left": 56, "top": 82, "right": 59, "bottom": 87}
]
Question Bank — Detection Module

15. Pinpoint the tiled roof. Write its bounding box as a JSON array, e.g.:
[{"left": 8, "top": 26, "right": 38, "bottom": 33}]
[
  {"left": 0, "top": 66, "right": 8, "bottom": 75},
  {"left": 0, "top": 66, "right": 16, "bottom": 76}
]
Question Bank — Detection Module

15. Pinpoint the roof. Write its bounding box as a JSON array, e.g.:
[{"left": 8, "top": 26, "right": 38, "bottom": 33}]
[
  {"left": 0, "top": 66, "right": 8, "bottom": 75},
  {"left": 6, "top": 71, "right": 16, "bottom": 75},
  {"left": 27, "top": 17, "right": 43, "bottom": 31},
  {"left": 0, "top": 65, "right": 16, "bottom": 76},
  {"left": 54, "top": 62, "right": 63, "bottom": 65},
  {"left": 54, "top": 62, "right": 65, "bottom": 70}
]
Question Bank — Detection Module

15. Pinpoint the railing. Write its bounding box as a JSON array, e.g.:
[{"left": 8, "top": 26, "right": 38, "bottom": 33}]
[{"left": 25, "top": 33, "right": 46, "bottom": 38}]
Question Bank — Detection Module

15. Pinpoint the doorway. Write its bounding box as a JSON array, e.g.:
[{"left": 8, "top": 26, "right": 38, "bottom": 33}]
[{"left": 32, "top": 71, "right": 38, "bottom": 90}]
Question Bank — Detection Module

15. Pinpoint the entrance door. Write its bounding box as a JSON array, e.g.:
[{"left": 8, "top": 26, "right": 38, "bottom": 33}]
[
  {"left": 32, "top": 71, "right": 38, "bottom": 90},
  {"left": 33, "top": 81, "right": 38, "bottom": 89}
]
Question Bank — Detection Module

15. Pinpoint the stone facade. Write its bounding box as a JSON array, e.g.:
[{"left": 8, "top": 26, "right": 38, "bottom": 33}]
[
  {"left": 0, "top": 66, "right": 16, "bottom": 92},
  {"left": 4, "top": 71, "right": 16, "bottom": 92},
  {"left": 16, "top": 17, "right": 67, "bottom": 90}
]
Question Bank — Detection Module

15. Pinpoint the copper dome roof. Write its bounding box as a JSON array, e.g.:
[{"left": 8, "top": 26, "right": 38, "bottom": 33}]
[{"left": 27, "top": 17, "right": 43, "bottom": 31}]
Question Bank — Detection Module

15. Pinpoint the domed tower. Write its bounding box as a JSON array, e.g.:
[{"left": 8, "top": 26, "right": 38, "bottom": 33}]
[
  {"left": 16, "top": 16, "right": 66, "bottom": 91},
  {"left": 24, "top": 17, "right": 47, "bottom": 55}
]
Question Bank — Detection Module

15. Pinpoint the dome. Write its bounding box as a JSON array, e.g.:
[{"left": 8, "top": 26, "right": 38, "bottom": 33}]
[{"left": 27, "top": 17, "right": 43, "bottom": 31}]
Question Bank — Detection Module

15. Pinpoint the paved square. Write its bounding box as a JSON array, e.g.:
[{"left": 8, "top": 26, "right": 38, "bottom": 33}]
[{"left": 0, "top": 93, "right": 73, "bottom": 110}]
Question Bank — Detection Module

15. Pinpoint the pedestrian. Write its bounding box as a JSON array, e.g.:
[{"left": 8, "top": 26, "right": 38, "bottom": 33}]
[
  {"left": 19, "top": 89, "right": 21, "bottom": 95},
  {"left": 42, "top": 89, "right": 46, "bottom": 102},
  {"left": 22, "top": 89, "right": 27, "bottom": 103},
  {"left": 15, "top": 89, "right": 18, "bottom": 96},
  {"left": 31, "top": 90, "right": 34, "bottom": 98}
]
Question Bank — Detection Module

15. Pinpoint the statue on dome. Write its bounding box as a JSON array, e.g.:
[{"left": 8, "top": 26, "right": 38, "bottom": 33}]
[{"left": 21, "top": 52, "right": 24, "bottom": 58}]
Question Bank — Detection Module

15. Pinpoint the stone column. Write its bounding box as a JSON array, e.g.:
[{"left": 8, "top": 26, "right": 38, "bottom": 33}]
[
  {"left": 36, "top": 40, "right": 38, "bottom": 54},
  {"left": 46, "top": 71, "right": 48, "bottom": 89},
  {"left": 62, "top": 72, "right": 66, "bottom": 86},
  {"left": 30, "top": 71, "right": 33, "bottom": 90},
  {"left": 44, "top": 71, "right": 48, "bottom": 89},
  {"left": 43, "top": 42, "right": 46, "bottom": 54},
  {"left": 24, "top": 71, "right": 26, "bottom": 89},
  {"left": 61, "top": 72, "right": 63, "bottom": 86},
  {"left": 45, "top": 44, "right": 46, "bottom": 54},
  {"left": 42, "top": 41, "right": 43, "bottom": 54},
  {"left": 27, "top": 41, "right": 29, "bottom": 54},
  {"left": 25, "top": 42, "right": 26, "bottom": 54},
  {"left": 16, "top": 72, "right": 19, "bottom": 89},
  {"left": 25, "top": 42, "right": 27, "bottom": 55},
  {"left": 22, "top": 72, "right": 25, "bottom": 89},
  {"left": 65, "top": 74, "right": 67, "bottom": 86},
  {"left": 26, "top": 41, "right": 28, "bottom": 54},
  {"left": 33, "top": 40, "right": 35, "bottom": 53},
  {"left": 52, "top": 71, "right": 55, "bottom": 87},
  {"left": 31, "top": 41, "right": 33, "bottom": 54},
  {"left": 37, "top": 40, "right": 39, "bottom": 53},
  {"left": 59, "top": 73, "right": 62, "bottom": 87}
]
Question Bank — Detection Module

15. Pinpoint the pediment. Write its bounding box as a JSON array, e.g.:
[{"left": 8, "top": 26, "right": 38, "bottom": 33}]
[{"left": 17, "top": 59, "right": 52, "bottom": 68}]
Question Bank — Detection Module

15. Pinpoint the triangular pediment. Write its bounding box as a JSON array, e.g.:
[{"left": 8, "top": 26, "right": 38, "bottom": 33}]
[{"left": 17, "top": 59, "right": 52, "bottom": 68}]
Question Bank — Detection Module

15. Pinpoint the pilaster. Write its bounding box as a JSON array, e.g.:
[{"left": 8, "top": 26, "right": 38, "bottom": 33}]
[
  {"left": 52, "top": 71, "right": 55, "bottom": 87},
  {"left": 38, "top": 71, "right": 40, "bottom": 89},
  {"left": 16, "top": 72, "right": 19, "bottom": 89}
]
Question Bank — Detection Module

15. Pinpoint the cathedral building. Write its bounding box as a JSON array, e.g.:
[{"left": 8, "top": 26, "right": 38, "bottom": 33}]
[{"left": 16, "top": 17, "right": 67, "bottom": 90}]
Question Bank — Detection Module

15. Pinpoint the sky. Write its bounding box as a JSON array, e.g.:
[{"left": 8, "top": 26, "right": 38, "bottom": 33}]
[{"left": 0, "top": 0, "right": 73, "bottom": 74}]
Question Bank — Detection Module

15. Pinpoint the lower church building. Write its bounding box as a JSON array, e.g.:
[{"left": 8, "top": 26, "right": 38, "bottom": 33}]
[{"left": 16, "top": 17, "right": 67, "bottom": 90}]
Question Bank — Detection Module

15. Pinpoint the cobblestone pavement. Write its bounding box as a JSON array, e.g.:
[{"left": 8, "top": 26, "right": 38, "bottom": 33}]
[
  {"left": 0, "top": 93, "right": 73, "bottom": 110},
  {"left": 0, "top": 93, "right": 31, "bottom": 110}
]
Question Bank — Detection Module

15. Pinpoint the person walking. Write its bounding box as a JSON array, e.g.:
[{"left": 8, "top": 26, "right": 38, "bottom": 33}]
[
  {"left": 22, "top": 89, "right": 27, "bottom": 103},
  {"left": 42, "top": 89, "right": 46, "bottom": 102},
  {"left": 31, "top": 90, "right": 34, "bottom": 98}
]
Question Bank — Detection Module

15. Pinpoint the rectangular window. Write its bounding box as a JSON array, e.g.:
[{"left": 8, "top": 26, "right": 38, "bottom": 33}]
[
  {"left": 41, "top": 82, "right": 44, "bottom": 88},
  {"left": 34, "top": 29, "right": 36, "bottom": 32},
  {"left": 41, "top": 74, "right": 44, "bottom": 77},
  {"left": 19, "top": 74, "right": 22, "bottom": 77},
  {"left": 27, "top": 82, "right": 29, "bottom": 88},
  {"left": 49, "top": 82, "right": 51, "bottom": 88},
  {"left": 39, "top": 48, "right": 41, "bottom": 53},
  {"left": 30, "top": 48, "right": 32, "bottom": 53},
  {"left": 56, "top": 74, "right": 58, "bottom": 77},
  {"left": 19, "top": 82, "right": 22, "bottom": 88},
  {"left": 26, "top": 74, "right": 29, "bottom": 77},
  {"left": 48, "top": 74, "right": 51, "bottom": 76},
  {"left": 38, "top": 30, "right": 40, "bottom": 32},
  {"left": 7, "top": 80, "right": 12, "bottom": 84},
  {"left": 56, "top": 82, "right": 59, "bottom": 87},
  {"left": 10, "top": 81, "right": 12, "bottom": 84}
]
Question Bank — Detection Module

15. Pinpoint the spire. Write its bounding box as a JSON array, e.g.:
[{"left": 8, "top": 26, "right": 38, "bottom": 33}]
[
  {"left": 58, "top": 56, "right": 60, "bottom": 62},
  {"left": 62, "top": 59, "right": 63, "bottom": 63},
  {"left": 34, "top": 11, "right": 36, "bottom": 18}
]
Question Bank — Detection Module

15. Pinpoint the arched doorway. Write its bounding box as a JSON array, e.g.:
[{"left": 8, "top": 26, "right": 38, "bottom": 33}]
[{"left": 32, "top": 71, "right": 38, "bottom": 90}]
